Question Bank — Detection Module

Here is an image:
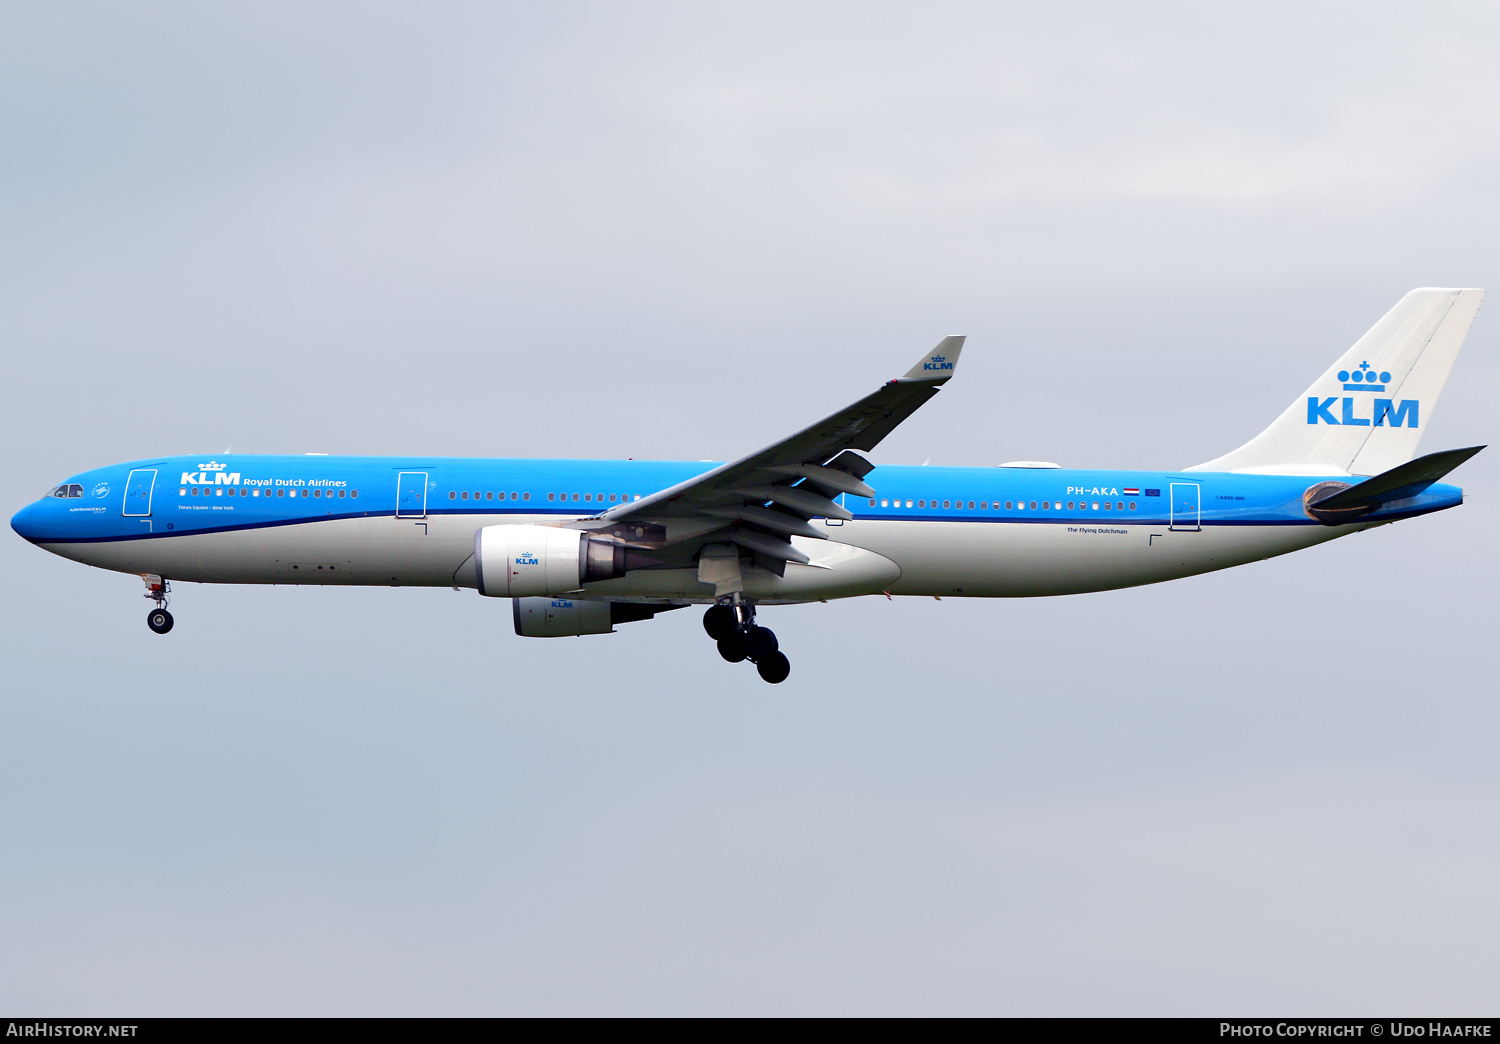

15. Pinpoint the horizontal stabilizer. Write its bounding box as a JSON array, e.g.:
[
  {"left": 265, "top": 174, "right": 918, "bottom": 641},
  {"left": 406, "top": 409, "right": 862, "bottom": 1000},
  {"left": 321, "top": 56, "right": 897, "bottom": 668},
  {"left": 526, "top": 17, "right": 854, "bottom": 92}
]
[{"left": 1307, "top": 445, "right": 1483, "bottom": 522}]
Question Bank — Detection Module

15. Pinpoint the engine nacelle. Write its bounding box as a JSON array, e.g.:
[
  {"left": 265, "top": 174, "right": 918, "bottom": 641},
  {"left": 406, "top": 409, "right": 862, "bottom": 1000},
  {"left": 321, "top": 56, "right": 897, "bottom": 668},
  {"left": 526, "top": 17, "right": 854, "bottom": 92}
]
[
  {"left": 513, "top": 596, "right": 613, "bottom": 636},
  {"left": 475, "top": 524, "right": 627, "bottom": 598},
  {"left": 513, "top": 597, "right": 685, "bottom": 637}
]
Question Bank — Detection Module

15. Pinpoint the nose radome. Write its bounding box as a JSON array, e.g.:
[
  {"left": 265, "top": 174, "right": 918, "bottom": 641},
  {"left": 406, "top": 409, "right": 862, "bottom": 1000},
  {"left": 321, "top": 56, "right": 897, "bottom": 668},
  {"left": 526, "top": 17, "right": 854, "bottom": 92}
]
[{"left": 11, "top": 501, "right": 44, "bottom": 543}]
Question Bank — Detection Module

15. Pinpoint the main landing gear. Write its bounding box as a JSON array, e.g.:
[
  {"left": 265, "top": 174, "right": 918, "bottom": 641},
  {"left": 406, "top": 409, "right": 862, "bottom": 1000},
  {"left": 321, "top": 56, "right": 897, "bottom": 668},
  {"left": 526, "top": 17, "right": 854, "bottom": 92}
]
[
  {"left": 703, "top": 599, "right": 790, "bottom": 684},
  {"left": 142, "top": 574, "right": 173, "bottom": 634}
]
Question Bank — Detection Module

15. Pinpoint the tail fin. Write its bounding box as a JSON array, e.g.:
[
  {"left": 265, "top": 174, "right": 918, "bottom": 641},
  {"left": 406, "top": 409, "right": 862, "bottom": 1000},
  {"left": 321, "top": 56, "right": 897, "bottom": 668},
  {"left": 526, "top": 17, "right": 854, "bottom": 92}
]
[{"left": 1188, "top": 288, "right": 1484, "bottom": 476}]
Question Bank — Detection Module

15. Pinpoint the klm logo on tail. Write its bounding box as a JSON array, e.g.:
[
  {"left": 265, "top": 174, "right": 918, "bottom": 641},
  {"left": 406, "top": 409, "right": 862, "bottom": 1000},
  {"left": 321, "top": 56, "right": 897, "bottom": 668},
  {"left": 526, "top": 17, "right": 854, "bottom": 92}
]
[
  {"left": 1307, "top": 397, "right": 1418, "bottom": 427},
  {"left": 1307, "top": 361, "right": 1417, "bottom": 427},
  {"left": 923, "top": 354, "right": 953, "bottom": 372},
  {"left": 1340, "top": 361, "right": 1390, "bottom": 391}
]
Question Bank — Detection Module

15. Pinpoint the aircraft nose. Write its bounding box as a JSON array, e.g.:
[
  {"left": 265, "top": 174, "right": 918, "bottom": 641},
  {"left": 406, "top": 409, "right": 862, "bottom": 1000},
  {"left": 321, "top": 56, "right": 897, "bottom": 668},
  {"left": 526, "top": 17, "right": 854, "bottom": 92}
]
[{"left": 11, "top": 501, "right": 44, "bottom": 543}]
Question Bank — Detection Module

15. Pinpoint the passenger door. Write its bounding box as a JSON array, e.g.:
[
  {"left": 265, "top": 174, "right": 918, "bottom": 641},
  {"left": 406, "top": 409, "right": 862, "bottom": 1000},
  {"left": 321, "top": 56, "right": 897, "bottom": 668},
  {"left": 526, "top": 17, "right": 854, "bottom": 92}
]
[
  {"left": 1169, "top": 482, "right": 1200, "bottom": 532},
  {"left": 396, "top": 471, "right": 428, "bottom": 518},
  {"left": 122, "top": 469, "right": 157, "bottom": 517}
]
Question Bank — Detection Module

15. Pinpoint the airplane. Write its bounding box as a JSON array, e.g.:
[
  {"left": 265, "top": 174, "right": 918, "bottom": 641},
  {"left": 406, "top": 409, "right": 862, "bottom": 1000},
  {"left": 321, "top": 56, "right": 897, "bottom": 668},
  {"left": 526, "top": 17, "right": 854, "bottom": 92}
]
[{"left": 10, "top": 288, "right": 1486, "bottom": 684}]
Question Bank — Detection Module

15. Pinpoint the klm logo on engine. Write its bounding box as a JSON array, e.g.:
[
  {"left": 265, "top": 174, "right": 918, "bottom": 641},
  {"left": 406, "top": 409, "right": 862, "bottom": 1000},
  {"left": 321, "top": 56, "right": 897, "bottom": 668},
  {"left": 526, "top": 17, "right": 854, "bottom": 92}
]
[
  {"left": 923, "top": 354, "right": 953, "bottom": 372},
  {"left": 515, "top": 552, "right": 539, "bottom": 566},
  {"left": 1307, "top": 362, "right": 1417, "bottom": 427}
]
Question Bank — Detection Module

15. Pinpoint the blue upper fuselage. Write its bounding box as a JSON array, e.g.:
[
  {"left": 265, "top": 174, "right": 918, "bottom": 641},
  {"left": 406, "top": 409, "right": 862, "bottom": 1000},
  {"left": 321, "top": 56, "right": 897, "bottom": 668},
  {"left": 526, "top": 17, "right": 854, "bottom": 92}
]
[{"left": 10, "top": 453, "right": 1465, "bottom": 544}]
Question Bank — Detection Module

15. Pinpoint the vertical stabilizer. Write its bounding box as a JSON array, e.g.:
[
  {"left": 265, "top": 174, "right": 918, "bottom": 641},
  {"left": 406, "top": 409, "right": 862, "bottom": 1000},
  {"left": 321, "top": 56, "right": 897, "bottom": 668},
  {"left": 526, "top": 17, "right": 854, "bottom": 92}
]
[{"left": 1188, "top": 288, "right": 1484, "bottom": 476}]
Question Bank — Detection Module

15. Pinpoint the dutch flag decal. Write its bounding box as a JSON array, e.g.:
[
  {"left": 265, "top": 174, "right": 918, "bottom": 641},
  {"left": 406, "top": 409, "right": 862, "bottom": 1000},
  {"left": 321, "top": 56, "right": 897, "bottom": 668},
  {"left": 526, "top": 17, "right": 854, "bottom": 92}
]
[{"left": 1122, "top": 488, "right": 1140, "bottom": 496}]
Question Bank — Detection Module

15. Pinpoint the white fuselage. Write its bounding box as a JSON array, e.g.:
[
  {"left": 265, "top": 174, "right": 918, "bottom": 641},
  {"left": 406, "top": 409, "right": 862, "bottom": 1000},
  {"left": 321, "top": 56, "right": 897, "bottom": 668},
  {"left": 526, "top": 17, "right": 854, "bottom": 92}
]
[{"left": 40, "top": 512, "right": 1355, "bottom": 604}]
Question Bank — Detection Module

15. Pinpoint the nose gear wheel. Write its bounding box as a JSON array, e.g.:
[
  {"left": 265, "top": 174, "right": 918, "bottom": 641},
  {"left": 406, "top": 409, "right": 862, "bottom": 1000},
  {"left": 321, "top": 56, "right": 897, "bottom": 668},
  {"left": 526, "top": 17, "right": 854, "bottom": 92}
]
[{"left": 140, "top": 574, "right": 173, "bottom": 634}]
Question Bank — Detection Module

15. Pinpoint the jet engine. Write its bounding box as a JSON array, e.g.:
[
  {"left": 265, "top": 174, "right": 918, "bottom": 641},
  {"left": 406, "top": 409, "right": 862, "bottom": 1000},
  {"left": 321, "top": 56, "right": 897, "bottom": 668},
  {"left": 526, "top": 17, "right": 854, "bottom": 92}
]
[
  {"left": 513, "top": 597, "right": 683, "bottom": 637},
  {"left": 475, "top": 524, "right": 627, "bottom": 598}
]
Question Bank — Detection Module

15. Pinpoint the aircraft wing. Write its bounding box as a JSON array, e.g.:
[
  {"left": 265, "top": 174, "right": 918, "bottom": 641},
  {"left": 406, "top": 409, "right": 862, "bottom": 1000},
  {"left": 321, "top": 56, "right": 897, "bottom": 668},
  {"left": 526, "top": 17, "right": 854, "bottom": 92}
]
[{"left": 598, "top": 336, "right": 964, "bottom": 565}]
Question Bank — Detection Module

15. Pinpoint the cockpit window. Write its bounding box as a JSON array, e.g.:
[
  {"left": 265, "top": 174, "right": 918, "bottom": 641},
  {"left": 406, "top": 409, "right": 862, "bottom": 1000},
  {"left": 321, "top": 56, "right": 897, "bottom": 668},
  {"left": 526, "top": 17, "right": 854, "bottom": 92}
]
[{"left": 45, "top": 484, "right": 83, "bottom": 499}]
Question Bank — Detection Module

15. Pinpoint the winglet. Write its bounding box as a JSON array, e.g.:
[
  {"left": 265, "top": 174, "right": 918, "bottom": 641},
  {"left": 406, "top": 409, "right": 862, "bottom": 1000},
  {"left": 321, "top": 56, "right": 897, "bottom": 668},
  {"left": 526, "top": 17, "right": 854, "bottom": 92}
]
[{"left": 899, "top": 336, "right": 965, "bottom": 383}]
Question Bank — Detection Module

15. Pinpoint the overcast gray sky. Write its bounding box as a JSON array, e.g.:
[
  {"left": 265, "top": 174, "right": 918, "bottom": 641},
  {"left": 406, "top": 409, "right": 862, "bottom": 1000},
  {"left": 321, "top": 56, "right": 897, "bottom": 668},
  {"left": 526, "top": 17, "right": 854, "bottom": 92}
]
[{"left": 2, "top": 1, "right": 1498, "bottom": 1015}]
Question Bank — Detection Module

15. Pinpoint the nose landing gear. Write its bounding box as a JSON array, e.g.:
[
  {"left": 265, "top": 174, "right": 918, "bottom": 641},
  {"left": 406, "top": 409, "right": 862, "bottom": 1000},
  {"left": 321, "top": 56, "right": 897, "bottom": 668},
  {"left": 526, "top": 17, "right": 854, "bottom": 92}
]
[
  {"left": 703, "top": 597, "right": 789, "bottom": 683},
  {"left": 142, "top": 574, "right": 173, "bottom": 634}
]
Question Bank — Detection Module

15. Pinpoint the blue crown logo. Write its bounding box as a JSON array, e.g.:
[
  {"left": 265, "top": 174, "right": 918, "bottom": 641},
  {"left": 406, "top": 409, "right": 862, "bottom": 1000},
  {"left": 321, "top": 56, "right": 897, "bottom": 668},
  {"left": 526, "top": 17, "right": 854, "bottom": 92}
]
[
  {"left": 1337, "top": 361, "right": 1390, "bottom": 392},
  {"left": 931, "top": 355, "right": 946, "bottom": 363}
]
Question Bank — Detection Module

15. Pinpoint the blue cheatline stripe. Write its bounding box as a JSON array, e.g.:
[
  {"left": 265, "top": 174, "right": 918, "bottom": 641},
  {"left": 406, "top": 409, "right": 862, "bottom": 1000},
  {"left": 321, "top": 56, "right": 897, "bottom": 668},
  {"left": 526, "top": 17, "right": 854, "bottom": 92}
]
[{"left": 35, "top": 511, "right": 1330, "bottom": 544}]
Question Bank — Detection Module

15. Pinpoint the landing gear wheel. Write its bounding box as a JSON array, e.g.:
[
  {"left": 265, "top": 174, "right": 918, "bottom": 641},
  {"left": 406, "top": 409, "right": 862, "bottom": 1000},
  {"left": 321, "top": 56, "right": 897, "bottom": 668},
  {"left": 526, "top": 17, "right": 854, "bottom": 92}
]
[
  {"left": 147, "top": 608, "right": 174, "bottom": 634},
  {"left": 745, "top": 625, "right": 778, "bottom": 659},
  {"left": 756, "top": 651, "right": 790, "bottom": 684},
  {"left": 703, "top": 604, "right": 735, "bottom": 641},
  {"left": 717, "top": 631, "right": 748, "bottom": 663}
]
